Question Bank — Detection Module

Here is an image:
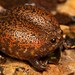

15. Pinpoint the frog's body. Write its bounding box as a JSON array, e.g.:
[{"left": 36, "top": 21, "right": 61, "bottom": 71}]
[{"left": 0, "top": 5, "right": 63, "bottom": 71}]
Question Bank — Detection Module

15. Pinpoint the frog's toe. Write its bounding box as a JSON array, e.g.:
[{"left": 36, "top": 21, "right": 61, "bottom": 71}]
[{"left": 29, "top": 58, "right": 46, "bottom": 71}]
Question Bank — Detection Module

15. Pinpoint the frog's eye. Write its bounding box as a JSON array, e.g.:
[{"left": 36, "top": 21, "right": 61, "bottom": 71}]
[{"left": 51, "top": 38, "right": 56, "bottom": 43}]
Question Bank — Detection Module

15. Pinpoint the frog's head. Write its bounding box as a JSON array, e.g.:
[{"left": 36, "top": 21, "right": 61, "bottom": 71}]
[
  {"left": 42, "top": 16, "right": 63, "bottom": 55},
  {"left": 37, "top": 20, "right": 63, "bottom": 57}
]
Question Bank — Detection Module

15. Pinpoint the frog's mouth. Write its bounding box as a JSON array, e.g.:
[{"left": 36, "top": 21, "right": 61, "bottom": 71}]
[{"left": 38, "top": 45, "right": 62, "bottom": 65}]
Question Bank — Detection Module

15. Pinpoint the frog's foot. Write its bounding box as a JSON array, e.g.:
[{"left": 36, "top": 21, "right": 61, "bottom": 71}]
[
  {"left": 29, "top": 58, "right": 46, "bottom": 71},
  {"left": 63, "top": 35, "right": 75, "bottom": 49}
]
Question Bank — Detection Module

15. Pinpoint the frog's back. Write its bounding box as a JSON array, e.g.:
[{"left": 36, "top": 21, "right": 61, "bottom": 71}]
[{"left": 11, "top": 5, "right": 60, "bottom": 32}]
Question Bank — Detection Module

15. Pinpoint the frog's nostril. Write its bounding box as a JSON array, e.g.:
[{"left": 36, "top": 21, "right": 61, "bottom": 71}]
[{"left": 51, "top": 38, "right": 56, "bottom": 43}]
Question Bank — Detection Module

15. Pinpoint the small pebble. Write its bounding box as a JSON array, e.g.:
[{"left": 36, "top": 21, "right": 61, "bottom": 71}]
[{"left": 14, "top": 67, "right": 30, "bottom": 75}]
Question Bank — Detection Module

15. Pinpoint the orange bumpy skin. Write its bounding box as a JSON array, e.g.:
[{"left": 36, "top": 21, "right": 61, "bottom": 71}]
[{"left": 0, "top": 5, "right": 63, "bottom": 71}]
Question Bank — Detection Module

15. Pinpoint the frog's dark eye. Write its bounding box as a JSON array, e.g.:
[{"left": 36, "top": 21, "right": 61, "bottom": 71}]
[{"left": 51, "top": 38, "right": 56, "bottom": 43}]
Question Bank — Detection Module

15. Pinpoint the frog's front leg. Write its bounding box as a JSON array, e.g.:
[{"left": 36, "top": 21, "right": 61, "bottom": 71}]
[
  {"left": 29, "top": 58, "right": 46, "bottom": 71},
  {"left": 63, "top": 35, "right": 75, "bottom": 49}
]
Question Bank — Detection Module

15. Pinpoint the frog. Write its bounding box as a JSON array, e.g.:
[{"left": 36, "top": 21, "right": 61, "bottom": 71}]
[{"left": 0, "top": 5, "right": 63, "bottom": 71}]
